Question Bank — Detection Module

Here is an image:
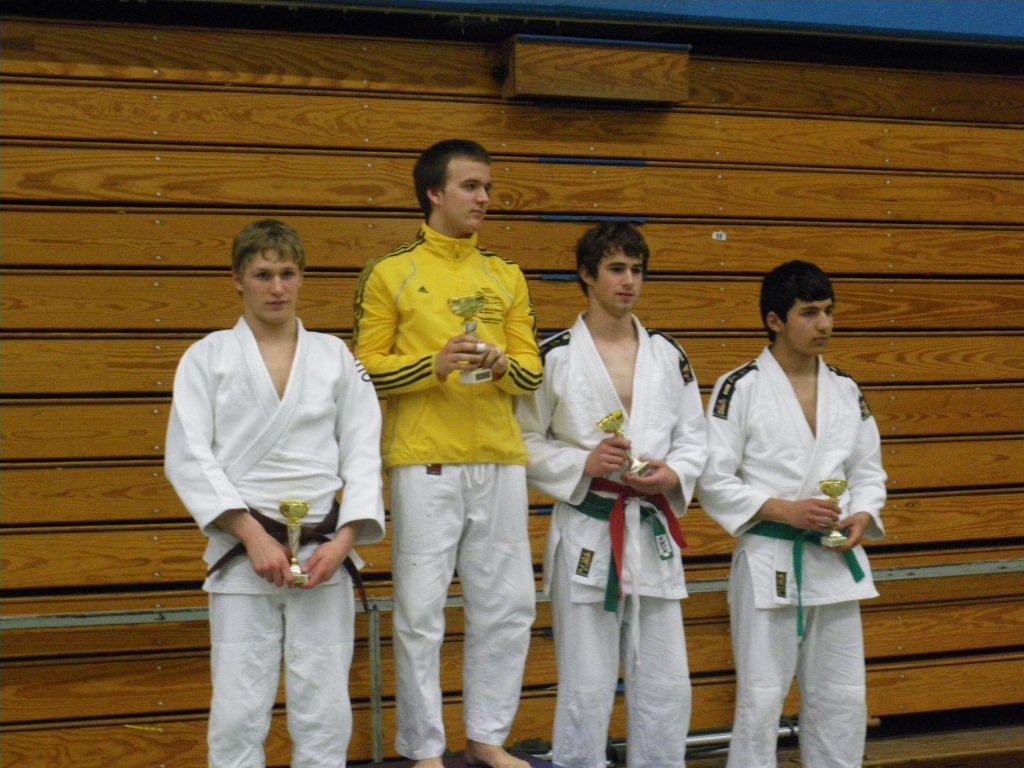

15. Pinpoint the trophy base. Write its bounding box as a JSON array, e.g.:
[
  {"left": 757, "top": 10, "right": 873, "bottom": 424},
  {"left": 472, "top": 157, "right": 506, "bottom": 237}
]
[
  {"left": 822, "top": 530, "right": 849, "bottom": 548},
  {"left": 461, "top": 368, "right": 493, "bottom": 385},
  {"left": 290, "top": 566, "right": 308, "bottom": 585},
  {"left": 627, "top": 457, "right": 654, "bottom": 477}
]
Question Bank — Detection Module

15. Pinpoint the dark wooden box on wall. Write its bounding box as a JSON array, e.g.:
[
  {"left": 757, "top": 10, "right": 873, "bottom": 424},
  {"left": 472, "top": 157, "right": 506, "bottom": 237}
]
[{"left": 499, "top": 34, "right": 690, "bottom": 103}]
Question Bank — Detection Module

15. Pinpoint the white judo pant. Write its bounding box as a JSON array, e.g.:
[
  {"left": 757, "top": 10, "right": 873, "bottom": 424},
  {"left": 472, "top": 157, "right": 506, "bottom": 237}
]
[
  {"left": 390, "top": 463, "right": 536, "bottom": 760},
  {"left": 550, "top": 543, "right": 692, "bottom": 768},
  {"left": 208, "top": 583, "right": 355, "bottom": 768},
  {"left": 727, "top": 554, "right": 867, "bottom": 768}
]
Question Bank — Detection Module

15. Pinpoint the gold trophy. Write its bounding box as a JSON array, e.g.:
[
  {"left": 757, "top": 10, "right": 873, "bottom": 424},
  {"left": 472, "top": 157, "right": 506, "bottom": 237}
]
[
  {"left": 597, "top": 410, "right": 653, "bottom": 477},
  {"left": 448, "top": 294, "right": 493, "bottom": 385},
  {"left": 280, "top": 500, "right": 311, "bottom": 585},
  {"left": 818, "top": 479, "right": 849, "bottom": 548}
]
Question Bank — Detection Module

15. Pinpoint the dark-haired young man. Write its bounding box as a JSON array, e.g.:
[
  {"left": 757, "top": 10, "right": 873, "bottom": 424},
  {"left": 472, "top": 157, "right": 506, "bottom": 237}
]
[
  {"left": 353, "top": 140, "right": 542, "bottom": 768},
  {"left": 517, "top": 221, "right": 707, "bottom": 768},
  {"left": 698, "top": 260, "right": 887, "bottom": 768}
]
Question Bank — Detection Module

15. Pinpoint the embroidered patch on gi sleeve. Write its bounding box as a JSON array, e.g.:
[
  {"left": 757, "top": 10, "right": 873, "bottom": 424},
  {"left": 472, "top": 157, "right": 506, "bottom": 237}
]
[
  {"left": 828, "top": 363, "right": 874, "bottom": 420},
  {"left": 776, "top": 571, "right": 788, "bottom": 598},
  {"left": 539, "top": 329, "right": 572, "bottom": 362},
  {"left": 712, "top": 361, "right": 757, "bottom": 420},
  {"left": 858, "top": 390, "right": 873, "bottom": 420},
  {"left": 650, "top": 330, "right": 695, "bottom": 384},
  {"left": 575, "top": 548, "right": 595, "bottom": 577}
]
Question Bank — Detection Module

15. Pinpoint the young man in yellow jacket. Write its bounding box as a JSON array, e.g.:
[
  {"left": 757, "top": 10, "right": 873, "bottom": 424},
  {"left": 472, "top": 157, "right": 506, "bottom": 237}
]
[{"left": 353, "top": 139, "right": 542, "bottom": 768}]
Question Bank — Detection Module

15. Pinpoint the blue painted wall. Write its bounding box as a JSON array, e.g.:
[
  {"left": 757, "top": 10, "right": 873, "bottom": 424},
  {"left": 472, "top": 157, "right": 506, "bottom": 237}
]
[{"left": 300, "top": 0, "right": 1024, "bottom": 45}]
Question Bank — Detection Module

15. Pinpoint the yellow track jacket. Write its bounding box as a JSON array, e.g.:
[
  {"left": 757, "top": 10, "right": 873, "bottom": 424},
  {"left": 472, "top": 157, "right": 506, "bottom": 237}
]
[{"left": 353, "top": 225, "right": 543, "bottom": 468}]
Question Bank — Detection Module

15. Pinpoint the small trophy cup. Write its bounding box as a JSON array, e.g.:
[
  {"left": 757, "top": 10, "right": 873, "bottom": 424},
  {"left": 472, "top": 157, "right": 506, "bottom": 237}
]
[
  {"left": 448, "top": 294, "right": 492, "bottom": 385},
  {"left": 280, "top": 500, "right": 310, "bottom": 585},
  {"left": 597, "top": 410, "right": 653, "bottom": 477},
  {"left": 818, "top": 479, "right": 849, "bottom": 548}
]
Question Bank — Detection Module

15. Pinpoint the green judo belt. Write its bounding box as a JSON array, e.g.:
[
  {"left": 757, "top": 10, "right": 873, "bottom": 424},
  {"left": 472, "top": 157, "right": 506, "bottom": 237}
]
[{"left": 749, "top": 520, "right": 865, "bottom": 637}]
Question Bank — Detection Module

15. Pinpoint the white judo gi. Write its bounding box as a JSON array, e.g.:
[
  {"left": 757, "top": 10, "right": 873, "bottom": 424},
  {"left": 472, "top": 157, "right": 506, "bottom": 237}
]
[
  {"left": 516, "top": 314, "right": 708, "bottom": 768},
  {"left": 165, "top": 317, "right": 386, "bottom": 768},
  {"left": 697, "top": 347, "right": 886, "bottom": 768}
]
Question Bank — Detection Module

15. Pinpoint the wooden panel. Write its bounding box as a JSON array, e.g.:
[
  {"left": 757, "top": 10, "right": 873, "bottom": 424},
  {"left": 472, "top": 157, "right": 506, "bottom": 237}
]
[
  {"left": 0, "top": 516, "right": 546, "bottom": 590},
  {"left": 4, "top": 457, "right": 1022, "bottom": 547},
  {"left": 4, "top": 517, "right": 1018, "bottom": 616},
  {"left": 870, "top": 386, "right": 1024, "bottom": 438},
  {"left": 820, "top": 335, "right": 1024, "bottom": 386},
  {"left": 5, "top": 211, "right": 1023, "bottom": 276},
  {"left": 5, "top": 146, "right": 1024, "bottom": 223},
  {"left": 867, "top": 654, "right": 1024, "bottom": 716},
  {"left": 877, "top": 490, "right": 1024, "bottom": 545},
  {"left": 4, "top": 593, "right": 1015, "bottom": 720},
  {"left": 3, "top": 21, "right": 1022, "bottom": 124},
  {"left": 0, "top": 715, "right": 288, "bottom": 768},
  {"left": 1, "top": 402, "right": 169, "bottom": 460},
  {"left": 4, "top": 334, "right": 1022, "bottom": 397},
  {"left": 4, "top": 395, "right": 1022, "bottom": 482},
  {"left": 864, "top": 598, "right": 1024, "bottom": 659},
  {"left": 883, "top": 438, "right": 1024, "bottom": 492},
  {"left": 1, "top": 653, "right": 214, "bottom": 724},
  {"left": 689, "top": 58, "right": 1024, "bottom": 124},
  {"left": 0, "top": 338, "right": 188, "bottom": 395},
  {"left": 5, "top": 83, "right": 1023, "bottom": 173},
  {"left": 533, "top": 279, "right": 1024, "bottom": 333},
  {"left": 1, "top": 613, "right": 1018, "bottom": 762},
  {"left": 0, "top": 20, "right": 501, "bottom": 96},
  {"left": 500, "top": 36, "right": 689, "bottom": 103},
  {"left": 0, "top": 462, "right": 182, "bottom": 524},
  {"left": 860, "top": 726, "right": 1024, "bottom": 767},
  {"left": 5, "top": 274, "right": 1024, "bottom": 334},
  {"left": 2, "top": 525, "right": 204, "bottom": 589},
  {"left": 1, "top": 620, "right": 212, "bottom": 661},
  {"left": 0, "top": 274, "right": 356, "bottom": 332},
  {"left": 0, "top": 690, "right": 726, "bottom": 767}
]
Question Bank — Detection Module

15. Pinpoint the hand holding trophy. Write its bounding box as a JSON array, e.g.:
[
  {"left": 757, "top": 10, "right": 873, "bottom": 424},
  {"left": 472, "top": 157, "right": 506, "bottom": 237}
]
[
  {"left": 448, "top": 294, "right": 493, "bottom": 385},
  {"left": 280, "top": 500, "right": 311, "bottom": 585},
  {"left": 818, "top": 479, "right": 849, "bottom": 548},
  {"left": 597, "top": 410, "right": 653, "bottom": 477}
]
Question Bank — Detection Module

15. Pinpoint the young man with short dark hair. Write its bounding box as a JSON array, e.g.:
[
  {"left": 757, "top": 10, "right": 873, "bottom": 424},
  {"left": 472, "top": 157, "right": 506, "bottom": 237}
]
[
  {"left": 517, "top": 221, "right": 707, "bottom": 768},
  {"left": 698, "top": 259, "right": 887, "bottom": 768}
]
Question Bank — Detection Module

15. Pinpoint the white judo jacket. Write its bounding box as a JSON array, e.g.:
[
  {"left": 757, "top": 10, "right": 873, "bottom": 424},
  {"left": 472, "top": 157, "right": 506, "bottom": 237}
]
[
  {"left": 165, "top": 317, "right": 386, "bottom": 591},
  {"left": 517, "top": 314, "right": 708, "bottom": 603},
  {"left": 698, "top": 347, "right": 887, "bottom": 609}
]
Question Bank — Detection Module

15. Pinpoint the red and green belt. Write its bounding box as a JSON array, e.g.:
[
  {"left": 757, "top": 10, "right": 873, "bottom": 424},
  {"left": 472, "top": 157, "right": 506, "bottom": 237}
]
[{"left": 570, "top": 477, "right": 688, "bottom": 612}]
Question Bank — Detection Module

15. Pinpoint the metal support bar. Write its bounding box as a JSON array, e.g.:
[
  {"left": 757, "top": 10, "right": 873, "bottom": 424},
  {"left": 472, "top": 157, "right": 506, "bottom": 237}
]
[
  {"left": 3, "top": 558, "right": 1021, "bottom": 631},
  {"left": 368, "top": 603, "right": 384, "bottom": 764}
]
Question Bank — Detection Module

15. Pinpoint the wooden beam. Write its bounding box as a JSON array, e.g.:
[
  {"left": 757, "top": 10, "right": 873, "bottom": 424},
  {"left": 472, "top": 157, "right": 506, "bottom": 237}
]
[
  {"left": 6, "top": 147, "right": 1024, "bottom": 223},
  {"left": 5, "top": 211, "right": 1023, "bottom": 276},
  {"left": 5, "top": 82, "right": 1022, "bottom": 173},
  {"left": 5, "top": 274, "right": 1023, "bottom": 333},
  {"left": 500, "top": 35, "right": 689, "bottom": 103},
  {"left": 4, "top": 20, "right": 1022, "bottom": 123}
]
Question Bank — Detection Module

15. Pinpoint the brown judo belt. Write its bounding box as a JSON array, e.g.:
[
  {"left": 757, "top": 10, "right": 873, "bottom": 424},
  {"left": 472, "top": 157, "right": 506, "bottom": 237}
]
[{"left": 206, "top": 500, "right": 368, "bottom": 610}]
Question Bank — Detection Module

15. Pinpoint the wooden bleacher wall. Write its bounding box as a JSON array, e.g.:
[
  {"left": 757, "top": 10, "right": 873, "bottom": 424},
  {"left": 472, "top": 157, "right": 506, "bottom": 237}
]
[{"left": 2, "top": 14, "right": 1023, "bottom": 767}]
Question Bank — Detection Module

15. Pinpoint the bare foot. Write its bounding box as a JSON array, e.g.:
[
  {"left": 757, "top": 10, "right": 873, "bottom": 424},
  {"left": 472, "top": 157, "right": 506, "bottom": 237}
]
[
  {"left": 410, "top": 758, "right": 445, "bottom": 768},
  {"left": 464, "top": 741, "right": 530, "bottom": 768}
]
